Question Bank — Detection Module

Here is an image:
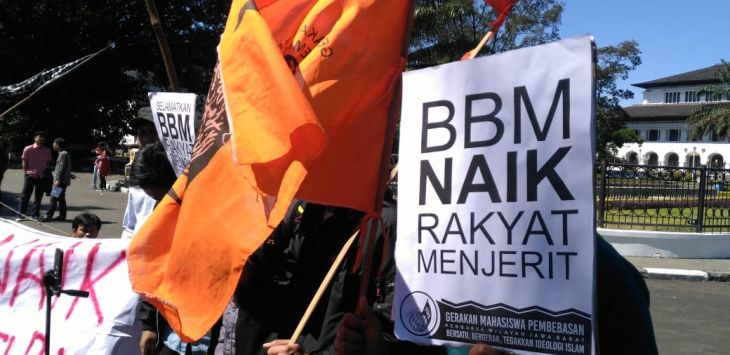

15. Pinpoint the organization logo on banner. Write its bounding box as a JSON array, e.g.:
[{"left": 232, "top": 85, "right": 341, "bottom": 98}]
[{"left": 399, "top": 291, "right": 439, "bottom": 336}]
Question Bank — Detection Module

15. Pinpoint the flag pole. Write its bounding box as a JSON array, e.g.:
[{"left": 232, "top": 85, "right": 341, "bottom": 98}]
[
  {"left": 0, "top": 44, "right": 113, "bottom": 120},
  {"left": 461, "top": 30, "right": 495, "bottom": 60},
  {"left": 144, "top": 0, "right": 181, "bottom": 92},
  {"left": 288, "top": 230, "right": 359, "bottom": 344},
  {"left": 287, "top": 0, "right": 415, "bottom": 345},
  {"left": 357, "top": 0, "right": 415, "bottom": 300}
]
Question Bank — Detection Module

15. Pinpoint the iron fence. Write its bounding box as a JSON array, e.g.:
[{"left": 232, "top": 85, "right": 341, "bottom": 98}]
[{"left": 596, "top": 162, "right": 730, "bottom": 233}]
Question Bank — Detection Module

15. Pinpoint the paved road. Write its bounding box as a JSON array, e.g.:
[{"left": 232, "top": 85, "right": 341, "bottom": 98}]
[
  {"left": 3, "top": 169, "right": 730, "bottom": 354},
  {"left": 648, "top": 279, "right": 730, "bottom": 355},
  {"left": 0, "top": 168, "right": 128, "bottom": 238}
]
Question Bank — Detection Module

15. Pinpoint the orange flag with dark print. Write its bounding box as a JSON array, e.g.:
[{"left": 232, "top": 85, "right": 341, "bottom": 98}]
[
  {"left": 128, "top": 0, "right": 411, "bottom": 341},
  {"left": 257, "top": 0, "right": 410, "bottom": 212},
  {"left": 127, "top": 3, "right": 323, "bottom": 341}
]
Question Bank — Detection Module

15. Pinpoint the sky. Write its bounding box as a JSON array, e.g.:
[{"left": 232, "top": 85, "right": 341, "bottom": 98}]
[{"left": 558, "top": 0, "right": 730, "bottom": 106}]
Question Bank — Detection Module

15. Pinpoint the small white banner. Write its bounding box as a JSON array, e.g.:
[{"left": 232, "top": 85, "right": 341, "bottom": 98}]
[
  {"left": 394, "top": 37, "right": 596, "bottom": 354},
  {"left": 148, "top": 92, "right": 197, "bottom": 176},
  {"left": 0, "top": 220, "right": 140, "bottom": 354}
]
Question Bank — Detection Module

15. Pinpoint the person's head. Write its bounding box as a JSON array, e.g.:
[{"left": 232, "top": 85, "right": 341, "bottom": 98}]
[
  {"left": 71, "top": 213, "right": 101, "bottom": 238},
  {"left": 132, "top": 107, "right": 158, "bottom": 147},
  {"left": 33, "top": 131, "right": 46, "bottom": 145},
  {"left": 53, "top": 138, "right": 65, "bottom": 152},
  {"left": 130, "top": 141, "right": 176, "bottom": 201}
]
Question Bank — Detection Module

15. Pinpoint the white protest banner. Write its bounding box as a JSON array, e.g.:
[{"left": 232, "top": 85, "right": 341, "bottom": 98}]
[
  {"left": 148, "top": 92, "right": 197, "bottom": 176},
  {"left": 0, "top": 219, "right": 141, "bottom": 354},
  {"left": 394, "top": 36, "right": 595, "bottom": 354}
]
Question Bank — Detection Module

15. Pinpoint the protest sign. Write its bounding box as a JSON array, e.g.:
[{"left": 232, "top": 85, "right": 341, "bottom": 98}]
[
  {"left": 0, "top": 219, "right": 140, "bottom": 354},
  {"left": 394, "top": 36, "right": 596, "bottom": 354},
  {"left": 148, "top": 92, "right": 197, "bottom": 176}
]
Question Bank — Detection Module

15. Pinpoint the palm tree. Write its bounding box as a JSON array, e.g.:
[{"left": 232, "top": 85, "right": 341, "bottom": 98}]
[{"left": 687, "top": 61, "right": 730, "bottom": 140}]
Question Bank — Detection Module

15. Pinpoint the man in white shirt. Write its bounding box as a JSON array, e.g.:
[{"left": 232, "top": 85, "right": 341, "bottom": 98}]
[{"left": 121, "top": 107, "right": 159, "bottom": 240}]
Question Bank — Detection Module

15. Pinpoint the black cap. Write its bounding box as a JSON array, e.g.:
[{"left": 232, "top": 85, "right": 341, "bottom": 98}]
[{"left": 131, "top": 107, "right": 154, "bottom": 128}]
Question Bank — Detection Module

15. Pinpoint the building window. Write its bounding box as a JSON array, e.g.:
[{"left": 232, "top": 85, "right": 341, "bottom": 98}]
[
  {"left": 634, "top": 129, "right": 641, "bottom": 138},
  {"left": 627, "top": 152, "right": 638, "bottom": 164},
  {"left": 684, "top": 91, "right": 700, "bottom": 102},
  {"left": 710, "top": 155, "right": 724, "bottom": 168},
  {"left": 665, "top": 91, "right": 681, "bottom": 103},
  {"left": 711, "top": 132, "right": 723, "bottom": 142},
  {"left": 668, "top": 129, "right": 680, "bottom": 141},
  {"left": 666, "top": 153, "right": 679, "bottom": 167},
  {"left": 647, "top": 153, "right": 658, "bottom": 166},
  {"left": 705, "top": 91, "right": 723, "bottom": 102},
  {"left": 686, "top": 154, "right": 701, "bottom": 167},
  {"left": 647, "top": 129, "right": 659, "bottom": 141}
]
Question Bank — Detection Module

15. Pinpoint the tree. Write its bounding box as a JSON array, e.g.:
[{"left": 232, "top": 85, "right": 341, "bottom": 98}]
[
  {"left": 407, "top": 1, "right": 641, "bottom": 160},
  {"left": 0, "top": 0, "right": 228, "bottom": 155},
  {"left": 409, "top": 0, "right": 562, "bottom": 69},
  {"left": 687, "top": 60, "right": 730, "bottom": 140},
  {"left": 594, "top": 40, "right": 643, "bottom": 161}
]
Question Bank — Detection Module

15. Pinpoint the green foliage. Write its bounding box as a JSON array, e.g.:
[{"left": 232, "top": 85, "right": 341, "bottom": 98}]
[
  {"left": 687, "top": 60, "right": 730, "bottom": 140},
  {"left": 0, "top": 0, "right": 228, "bottom": 152},
  {"left": 409, "top": 0, "right": 562, "bottom": 68},
  {"left": 594, "top": 40, "right": 642, "bottom": 161},
  {"left": 408, "top": 1, "right": 641, "bottom": 160}
]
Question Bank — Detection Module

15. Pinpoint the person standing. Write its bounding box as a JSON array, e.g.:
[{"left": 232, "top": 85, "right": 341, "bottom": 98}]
[
  {"left": 42, "top": 138, "right": 72, "bottom": 221},
  {"left": 91, "top": 142, "right": 105, "bottom": 189},
  {"left": 16, "top": 131, "right": 52, "bottom": 221},
  {"left": 121, "top": 106, "right": 159, "bottom": 239},
  {"left": 95, "top": 149, "right": 112, "bottom": 191}
]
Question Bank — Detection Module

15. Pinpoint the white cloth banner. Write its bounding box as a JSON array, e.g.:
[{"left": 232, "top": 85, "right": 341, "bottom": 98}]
[
  {"left": 394, "top": 37, "right": 596, "bottom": 354},
  {"left": 148, "top": 92, "right": 198, "bottom": 176},
  {"left": 0, "top": 219, "right": 140, "bottom": 354}
]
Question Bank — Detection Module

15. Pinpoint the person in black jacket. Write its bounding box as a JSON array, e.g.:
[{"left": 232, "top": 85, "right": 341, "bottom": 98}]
[
  {"left": 215, "top": 192, "right": 396, "bottom": 355},
  {"left": 41, "top": 138, "right": 72, "bottom": 221},
  {"left": 334, "top": 235, "right": 659, "bottom": 355}
]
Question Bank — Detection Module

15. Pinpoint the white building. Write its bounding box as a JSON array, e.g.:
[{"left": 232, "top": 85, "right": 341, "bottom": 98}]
[{"left": 619, "top": 64, "right": 729, "bottom": 168}]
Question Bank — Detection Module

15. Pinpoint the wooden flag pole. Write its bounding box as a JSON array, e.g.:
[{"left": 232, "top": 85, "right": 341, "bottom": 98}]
[
  {"left": 356, "top": 0, "right": 415, "bottom": 300},
  {"left": 144, "top": 0, "right": 181, "bottom": 92},
  {"left": 288, "top": 230, "right": 360, "bottom": 343},
  {"left": 462, "top": 30, "right": 496, "bottom": 60},
  {"left": 287, "top": 0, "right": 415, "bottom": 345}
]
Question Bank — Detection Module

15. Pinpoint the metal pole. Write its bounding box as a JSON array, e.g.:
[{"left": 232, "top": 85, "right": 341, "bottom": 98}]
[
  {"left": 697, "top": 165, "right": 707, "bottom": 233},
  {"left": 598, "top": 161, "right": 607, "bottom": 228},
  {"left": 44, "top": 285, "right": 52, "bottom": 355}
]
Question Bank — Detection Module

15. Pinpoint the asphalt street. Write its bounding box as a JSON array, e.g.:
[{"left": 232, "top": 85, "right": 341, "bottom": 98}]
[
  {"left": 2, "top": 168, "right": 729, "bottom": 354},
  {"left": 0, "top": 168, "right": 127, "bottom": 238},
  {"left": 648, "top": 279, "right": 730, "bottom": 355}
]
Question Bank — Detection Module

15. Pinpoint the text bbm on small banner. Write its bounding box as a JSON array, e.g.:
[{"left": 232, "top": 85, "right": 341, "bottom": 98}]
[
  {"left": 394, "top": 36, "right": 596, "bottom": 354},
  {"left": 148, "top": 92, "right": 197, "bottom": 176}
]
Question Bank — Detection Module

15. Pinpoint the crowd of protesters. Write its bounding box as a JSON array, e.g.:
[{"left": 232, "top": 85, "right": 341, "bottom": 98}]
[
  {"left": 114, "top": 109, "right": 658, "bottom": 355},
  {"left": 0, "top": 106, "right": 659, "bottom": 355}
]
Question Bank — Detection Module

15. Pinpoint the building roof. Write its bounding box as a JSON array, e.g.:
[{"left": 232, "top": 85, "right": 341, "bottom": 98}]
[
  {"left": 621, "top": 103, "right": 698, "bottom": 121},
  {"left": 633, "top": 64, "right": 725, "bottom": 88}
]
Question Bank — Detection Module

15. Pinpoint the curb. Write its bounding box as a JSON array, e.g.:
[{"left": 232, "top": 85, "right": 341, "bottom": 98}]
[{"left": 640, "top": 267, "right": 730, "bottom": 282}]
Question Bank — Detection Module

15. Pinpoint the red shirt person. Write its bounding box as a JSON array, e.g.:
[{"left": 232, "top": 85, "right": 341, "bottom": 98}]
[{"left": 16, "top": 131, "right": 52, "bottom": 220}]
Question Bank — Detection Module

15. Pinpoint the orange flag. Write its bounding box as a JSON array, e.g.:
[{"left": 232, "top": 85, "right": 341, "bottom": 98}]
[
  {"left": 128, "top": 0, "right": 411, "bottom": 341},
  {"left": 257, "top": 0, "right": 410, "bottom": 212},
  {"left": 128, "top": 1, "right": 324, "bottom": 341}
]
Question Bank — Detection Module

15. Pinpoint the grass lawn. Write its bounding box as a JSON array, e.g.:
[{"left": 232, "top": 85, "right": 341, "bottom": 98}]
[{"left": 599, "top": 207, "right": 730, "bottom": 232}]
